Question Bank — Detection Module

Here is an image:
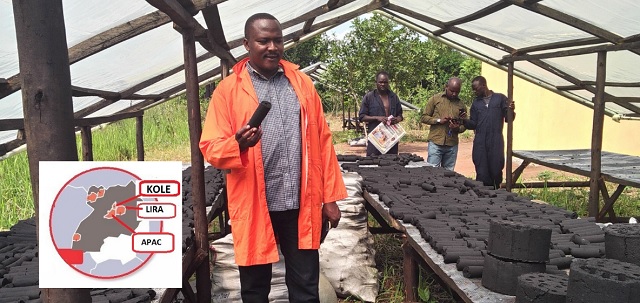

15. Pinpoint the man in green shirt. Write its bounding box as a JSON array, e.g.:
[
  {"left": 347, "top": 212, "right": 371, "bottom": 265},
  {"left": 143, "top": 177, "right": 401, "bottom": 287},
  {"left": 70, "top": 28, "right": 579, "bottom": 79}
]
[{"left": 420, "top": 77, "right": 467, "bottom": 171}]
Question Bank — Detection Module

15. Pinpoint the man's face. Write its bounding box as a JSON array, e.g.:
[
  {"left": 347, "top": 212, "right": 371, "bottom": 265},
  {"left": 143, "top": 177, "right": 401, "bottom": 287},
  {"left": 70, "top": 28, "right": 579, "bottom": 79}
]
[
  {"left": 445, "top": 82, "right": 461, "bottom": 100},
  {"left": 244, "top": 18, "right": 283, "bottom": 77},
  {"left": 472, "top": 81, "right": 486, "bottom": 97},
  {"left": 376, "top": 74, "right": 390, "bottom": 93}
]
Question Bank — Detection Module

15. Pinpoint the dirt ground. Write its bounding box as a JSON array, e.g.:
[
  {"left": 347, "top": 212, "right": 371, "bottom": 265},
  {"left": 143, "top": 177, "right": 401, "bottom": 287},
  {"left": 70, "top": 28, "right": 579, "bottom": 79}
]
[{"left": 333, "top": 137, "right": 574, "bottom": 182}]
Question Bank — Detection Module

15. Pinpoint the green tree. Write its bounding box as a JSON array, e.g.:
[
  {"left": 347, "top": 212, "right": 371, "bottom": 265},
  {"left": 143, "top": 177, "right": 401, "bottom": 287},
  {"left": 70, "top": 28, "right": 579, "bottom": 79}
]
[
  {"left": 322, "top": 13, "right": 480, "bottom": 113},
  {"left": 283, "top": 35, "right": 329, "bottom": 68}
]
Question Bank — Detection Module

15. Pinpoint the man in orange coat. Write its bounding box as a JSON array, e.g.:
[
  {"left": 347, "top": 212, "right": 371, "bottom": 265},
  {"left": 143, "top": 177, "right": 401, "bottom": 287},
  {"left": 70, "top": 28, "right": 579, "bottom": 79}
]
[{"left": 199, "top": 13, "right": 347, "bottom": 303}]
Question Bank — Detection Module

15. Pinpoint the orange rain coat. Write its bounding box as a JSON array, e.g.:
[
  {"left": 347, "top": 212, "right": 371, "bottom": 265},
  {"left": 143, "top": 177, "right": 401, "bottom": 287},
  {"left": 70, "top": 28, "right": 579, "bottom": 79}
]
[{"left": 199, "top": 58, "right": 348, "bottom": 266}]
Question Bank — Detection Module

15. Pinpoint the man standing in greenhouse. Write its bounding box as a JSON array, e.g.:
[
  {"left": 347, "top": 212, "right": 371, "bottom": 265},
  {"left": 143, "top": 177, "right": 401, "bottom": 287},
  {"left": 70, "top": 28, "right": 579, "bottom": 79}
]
[
  {"left": 199, "top": 13, "right": 347, "bottom": 303},
  {"left": 421, "top": 77, "right": 467, "bottom": 171},
  {"left": 464, "top": 76, "right": 515, "bottom": 188},
  {"left": 359, "top": 71, "right": 404, "bottom": 156}
]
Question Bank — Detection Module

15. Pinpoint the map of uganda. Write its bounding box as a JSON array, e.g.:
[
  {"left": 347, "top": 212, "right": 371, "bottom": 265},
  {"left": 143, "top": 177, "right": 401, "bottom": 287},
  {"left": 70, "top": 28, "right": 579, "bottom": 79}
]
[
  {"left": 49, "top": 167, "right": 163, "bottom": 279},
  {"left": 71, "top": 182, "right": 141, "bottom": 252}
]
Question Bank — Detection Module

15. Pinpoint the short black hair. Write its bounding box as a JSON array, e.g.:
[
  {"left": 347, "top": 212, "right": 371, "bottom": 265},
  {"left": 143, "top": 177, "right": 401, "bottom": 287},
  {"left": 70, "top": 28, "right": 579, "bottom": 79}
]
[
  {"left": 472, "top": 75, "right": 487, "bottom": 86},
  {"left": 244, "top": 13, "right": 279, "bottom": 39},
  {"left": 376, "top": 70, "right": 389, "bottom": 81}
]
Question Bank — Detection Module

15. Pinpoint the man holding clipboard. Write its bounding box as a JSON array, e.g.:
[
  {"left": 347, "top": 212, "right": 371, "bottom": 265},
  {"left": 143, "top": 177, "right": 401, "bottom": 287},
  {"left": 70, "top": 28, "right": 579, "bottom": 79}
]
[{"left": 358, "top": 71, "right": 404, "bottom": 155}]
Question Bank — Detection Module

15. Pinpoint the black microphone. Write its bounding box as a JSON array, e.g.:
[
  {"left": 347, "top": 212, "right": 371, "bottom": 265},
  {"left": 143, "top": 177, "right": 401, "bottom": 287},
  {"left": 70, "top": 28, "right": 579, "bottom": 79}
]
[{"left": 247, "top": 101, "right": 272, "bottom": 128}]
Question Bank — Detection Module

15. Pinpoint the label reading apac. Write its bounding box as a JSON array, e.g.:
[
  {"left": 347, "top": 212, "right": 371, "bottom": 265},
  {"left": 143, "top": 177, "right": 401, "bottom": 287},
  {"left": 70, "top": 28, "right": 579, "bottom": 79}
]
[{"left": 133, "top": 233, "right": 174, "bottom": 253}]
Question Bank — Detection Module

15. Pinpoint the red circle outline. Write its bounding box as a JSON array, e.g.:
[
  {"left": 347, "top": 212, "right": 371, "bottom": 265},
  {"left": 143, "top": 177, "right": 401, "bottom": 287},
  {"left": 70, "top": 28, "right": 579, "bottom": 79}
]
[{"left": 49, "top": 166, "right": 162, "bottom": 279}]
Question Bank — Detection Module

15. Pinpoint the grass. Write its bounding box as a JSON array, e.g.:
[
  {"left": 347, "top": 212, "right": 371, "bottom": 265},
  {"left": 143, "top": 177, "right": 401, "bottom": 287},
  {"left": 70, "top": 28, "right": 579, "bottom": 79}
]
[
  {"left": 0, "top": 153, "right": 34, "bottom": 228},
  {"left": 514, "top": 172, "right": 640, "bottom": 218}
]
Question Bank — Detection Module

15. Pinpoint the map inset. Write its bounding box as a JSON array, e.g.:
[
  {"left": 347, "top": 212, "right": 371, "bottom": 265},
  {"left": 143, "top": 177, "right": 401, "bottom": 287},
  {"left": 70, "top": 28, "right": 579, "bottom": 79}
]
[{"left": 50, "top": 167, "right": 161, "bottom": 279}]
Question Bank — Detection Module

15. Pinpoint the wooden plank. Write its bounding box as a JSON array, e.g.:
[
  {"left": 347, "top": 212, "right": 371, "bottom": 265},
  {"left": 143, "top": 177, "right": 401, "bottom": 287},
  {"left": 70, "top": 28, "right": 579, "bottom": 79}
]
[
  {"left": 403, "top": 239, "right": 418, "bottom": 302},
  {"left": 405, "top": 231, "right": 474, "bottom": 303},
  {"left": 73, "top": 99, "right": 117, "bottom": 119},
  {"left": 583, "top": 81, "right": 640, "bottom": 88},
  {"left": 588, "top": 51, "right": 607, "bottom": 218},
  {"left": 0, "top": 75, "right": 21, "bottom": 99},
  {"left": 121, "top": 52, "right": 215, "bottom": 98},
  {"left": 310, "top": 1, "right": 386, "bottom": 33},
  {"left": 0, "top": 139, "right": 25, "bottom": 157},
  {"left": 511, "top": 160, "right": 530, "bottom": 184},
  {"left": 500, "top": 40, "right": 640, "bottom": 63},
  {"left": 191, "top": 0, "right": 228, "bottom": 11},
  {"left": 1, "top": 9, "right": 180, "bottom": 102},
  {"left": 181, "top": 278, "right": 198, "bottom": 303},
  {"left": 71, "top": 85, "right": 121, "bottom": 99},
  {"left": 136, "top": 116, "right": 144, "bottom": 161},
  {"left": 224, "top": 0, "right": 359, "bottom": 50},
  {"left": 68, "top": 11, "right": 171, "bottom": 65},
  {"left": 386, "top": 4, "right": 513, "bottom": 53},
  {"left": 0, "top": 119, "right": 24, "bottom": 131},
  {"left": 183, "top": 27, "right": 211, "bottom": 303},
  {"left": 512, "top": 0, "right": 640, "bottom": 59},
  {"left": 513, "top": 150, "right": 640, "bottom": 188},
  {"left": 603, "top": 96, "right": 640, "bottom": 103},
  {"left": 75, "top": 52, "right": 215, "bottom": 119},
  {"left": 598, "top": 183, "right": 624, "bottom": 222},
  {"left": 302, "top": 0, "right": 353, "bottom": 34},
  {"left": 176, "top": 0, "right": 197, "bottom": 15},
  {"left": 386, "top": 3, "right": 445, "bottom": 28},
  {"left": 326, "top": 0, "right": 340, "bottom": 8},
  {"left": 75, "top": 111, "right": 142, "bottom": 127},
  {"left": 302, "top": 17, "right": 316, "bottom": 34},
  {"left": 363, "top": 201, "right": 403, "bottom": 234},
  {"left": 148, "top": 0, "right": 235, "bottom": 62},
  {"left": 147, "top": 0, "right": 196, "bottom": 29},
  {"left": 508, "top": 181, "right": 590, "bottom": 189},
  {"left": 280, "top": 0, "right": 357, "bottom": 29},
  {"left": 432, "top": 1, "right": 512, "bottom": 36},
  {"left": 513, "top": 151, "right": 592, "bottom": 178},
  {"left": 159, "top": 244, "right": 196, "bottom": 303},
  {"left": 196, "top": 27, "right": 237, "bottom": 63},
  {"left": 556, "top": 84, "right": 587, "bottom": 91},
  {"left": 147, "top": 64, "right": 223, "bottom": 104},
  {"left": 201, "top": 4, "right": 229, "bottom": 50},
  {"left": 512, "top": 37, "right": 605, "bottom": 56},
  {"left": 362, "top": 191, "right": 406, "bottom": 232},
  {"left": 80, "top": 126, "right": 93, "bottom": 161},
  {"left": 622, "top": 33, "right": 640, "bottom": 43},
  {"left": 14, "top": 0, "right": 89, "bottom": 301},
  {"left": 528, "top": 59, "right": 640, "bottom": 115},
  {"left": 506, "top": 62, "right": 514, "bottom": 191},
  {"left": 0, "top": 78, "right": 7, "bottom": 84},
  {"left": 509, "top": 0, "right": 626, "bottom": 45}
]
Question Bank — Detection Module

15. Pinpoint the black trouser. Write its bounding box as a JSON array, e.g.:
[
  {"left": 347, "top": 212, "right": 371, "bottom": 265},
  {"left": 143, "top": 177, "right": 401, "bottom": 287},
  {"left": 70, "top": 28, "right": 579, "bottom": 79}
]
[
  {"left": 238, "top": 209, "right": 320, "bottom": 303},
  {"left": 366, "top": 141, "right": 399, "bottom": 156}
]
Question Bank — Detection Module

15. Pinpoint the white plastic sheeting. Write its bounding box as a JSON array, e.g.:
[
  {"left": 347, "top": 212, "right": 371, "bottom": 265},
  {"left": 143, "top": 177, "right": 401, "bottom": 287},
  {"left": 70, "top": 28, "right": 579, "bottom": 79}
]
[{"left": 2, "top": 0, "right": 640, "bottom": 150}]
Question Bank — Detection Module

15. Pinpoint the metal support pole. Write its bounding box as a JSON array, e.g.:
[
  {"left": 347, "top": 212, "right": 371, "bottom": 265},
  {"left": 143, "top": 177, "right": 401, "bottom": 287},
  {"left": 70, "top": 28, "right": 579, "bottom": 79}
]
[
  {"left": 12, "top": 0, "right": 90, "bottom": 301},
  {"left": 183, "top": 27, "right": 211, "bottom": 303},
  {"left": 506, "top": 63, "right": 515, "bottom": 191},
  {"left": 589, "top": 51, "right": 607, "bottom": 219}
]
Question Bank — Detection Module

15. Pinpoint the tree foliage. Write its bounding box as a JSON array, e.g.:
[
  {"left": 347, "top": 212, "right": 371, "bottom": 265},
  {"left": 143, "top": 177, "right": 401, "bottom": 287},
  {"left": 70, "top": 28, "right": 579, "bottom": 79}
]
[
  {"left": 283, "top": 35, "right": 329, "bottom": 68},
  {"left": 320, "top": 13, "right": 480, "bottom": 113}
]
